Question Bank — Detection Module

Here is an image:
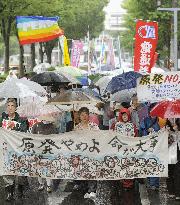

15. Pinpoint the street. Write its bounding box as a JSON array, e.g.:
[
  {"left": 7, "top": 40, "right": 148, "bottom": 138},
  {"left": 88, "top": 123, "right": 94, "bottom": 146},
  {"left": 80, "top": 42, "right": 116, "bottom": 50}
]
[{"left": 0, "top": 177, "right": 179, "bottom": 205}]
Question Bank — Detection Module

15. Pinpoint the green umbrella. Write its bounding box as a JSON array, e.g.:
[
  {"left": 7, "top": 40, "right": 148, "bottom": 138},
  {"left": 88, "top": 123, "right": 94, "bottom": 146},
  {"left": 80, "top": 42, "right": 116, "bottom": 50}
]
[{"left": 55, "top": 66, "right": 87, "bottom": 77}]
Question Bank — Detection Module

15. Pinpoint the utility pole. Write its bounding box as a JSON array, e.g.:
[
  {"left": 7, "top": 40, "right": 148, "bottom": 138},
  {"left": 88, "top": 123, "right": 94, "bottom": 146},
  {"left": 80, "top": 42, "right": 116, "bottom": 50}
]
[{"left": 157, "top": 0, "right": 180, "bottom": 71}]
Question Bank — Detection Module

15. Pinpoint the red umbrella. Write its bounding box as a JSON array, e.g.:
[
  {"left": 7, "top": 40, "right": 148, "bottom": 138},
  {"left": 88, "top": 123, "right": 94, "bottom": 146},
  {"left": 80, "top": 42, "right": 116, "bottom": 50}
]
[{"left": 150, "top": 100, "right": 180, "bottom": 119}]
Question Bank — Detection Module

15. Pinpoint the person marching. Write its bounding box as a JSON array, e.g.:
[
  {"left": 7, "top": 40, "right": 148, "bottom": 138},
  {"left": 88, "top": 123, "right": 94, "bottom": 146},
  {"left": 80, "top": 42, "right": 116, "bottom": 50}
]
[
  {"left": 114, "top": 108, "right": 137, "bottom": 190},
  {"left": 0, "top": 98, "right": 28, "bottom": 201},
  {"left": 31, "top": 115, "right": 57, "bottom": 193}
]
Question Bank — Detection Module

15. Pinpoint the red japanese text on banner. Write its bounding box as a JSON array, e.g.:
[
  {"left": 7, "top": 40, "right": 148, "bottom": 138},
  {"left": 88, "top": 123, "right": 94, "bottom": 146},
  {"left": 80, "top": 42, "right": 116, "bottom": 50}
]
[{"left": 134, "top": 20, "right": 158, "bottom": 73}]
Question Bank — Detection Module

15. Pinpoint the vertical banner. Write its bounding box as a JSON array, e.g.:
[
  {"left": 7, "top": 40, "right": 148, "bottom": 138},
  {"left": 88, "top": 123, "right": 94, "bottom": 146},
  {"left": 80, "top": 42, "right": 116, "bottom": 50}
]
[
  {"left": 134, "top": 20, "right": 158, "bottom": 73},
  {"left": 64, "top": 36, "right": 70, "bottom": 66},
  {"left": 106, "top": 38, "right": 115, "bottom": 69},
  {"left": 59, "top": 35, "right": 70, "bottom": 66},
  {"left": 71, "top": 40, "right": 83, "bottom": 67}
]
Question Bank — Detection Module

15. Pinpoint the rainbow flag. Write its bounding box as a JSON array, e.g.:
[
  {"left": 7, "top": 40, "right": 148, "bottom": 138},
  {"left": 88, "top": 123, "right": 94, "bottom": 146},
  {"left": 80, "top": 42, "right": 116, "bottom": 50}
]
[{"left": 16, "top": 16, "right": 64, "bottom": 45}]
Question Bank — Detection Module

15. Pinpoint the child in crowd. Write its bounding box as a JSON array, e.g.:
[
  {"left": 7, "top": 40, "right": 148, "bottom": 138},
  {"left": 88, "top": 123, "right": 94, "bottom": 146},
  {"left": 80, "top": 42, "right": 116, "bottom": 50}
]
[{"left": 114, "top": 108, "right": 137, "bottom": 190}]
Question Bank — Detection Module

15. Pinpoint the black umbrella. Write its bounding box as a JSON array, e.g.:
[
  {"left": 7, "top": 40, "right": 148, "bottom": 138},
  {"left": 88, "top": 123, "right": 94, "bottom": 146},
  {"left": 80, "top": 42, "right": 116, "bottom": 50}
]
[{"left": 30, "top": 72, "right": 70, "bottom": 86}]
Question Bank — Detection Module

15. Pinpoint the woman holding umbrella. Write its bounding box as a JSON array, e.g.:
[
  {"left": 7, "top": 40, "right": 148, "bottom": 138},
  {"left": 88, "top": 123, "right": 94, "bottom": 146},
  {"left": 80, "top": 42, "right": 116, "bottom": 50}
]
[{"left": 0, "top": 98, "right": 28, "bottom": 201}]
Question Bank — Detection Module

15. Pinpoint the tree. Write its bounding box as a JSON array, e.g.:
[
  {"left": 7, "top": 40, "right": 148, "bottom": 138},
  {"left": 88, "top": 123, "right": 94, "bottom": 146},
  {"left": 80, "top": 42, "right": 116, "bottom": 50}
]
[
  {"left": 0, "top": 0, "right": 109, "bottom": 74},
  {"left": 121, "top": 0, "right": 173, "bottom": 61},
  {"left": 0, "top": 0, "right": 60, "bottom": 75}
]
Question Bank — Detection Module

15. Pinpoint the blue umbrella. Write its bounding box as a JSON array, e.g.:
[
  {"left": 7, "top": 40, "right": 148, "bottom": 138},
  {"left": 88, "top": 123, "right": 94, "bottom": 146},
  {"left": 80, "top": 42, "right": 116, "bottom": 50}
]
[{"left": 105, "top": 71, "right": 142, "bottom": 94}]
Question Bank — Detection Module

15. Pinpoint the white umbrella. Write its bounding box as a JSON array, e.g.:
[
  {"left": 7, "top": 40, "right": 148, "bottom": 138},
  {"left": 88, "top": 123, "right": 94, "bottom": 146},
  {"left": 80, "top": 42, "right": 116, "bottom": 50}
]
[
  {"left": 110, "top": 88, "right": 137, "bottom": 102},
  {"left": 95, "top": 76, "right": 113, "bottom": 95},
  {"left": 55, "top": 71, "right": 81, "bottom": 85},
  {"left": 0, "top": 78, "right": 47, "bottom": 98},
  {"left": 33, "top": 63, "right": 51, "bottom": 74},
  {"left": 17, "top": 102, "right": 62, "bottom": 118}
]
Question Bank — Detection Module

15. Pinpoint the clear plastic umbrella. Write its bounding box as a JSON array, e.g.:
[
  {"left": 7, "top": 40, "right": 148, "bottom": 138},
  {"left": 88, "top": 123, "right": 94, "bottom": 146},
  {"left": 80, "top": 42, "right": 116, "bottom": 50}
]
[
  {"left": 33, "top": 63, "right": 51, "bottom": 74},
  {"left": 0, "top": 78, "right": 47, "bottom": 98},
  {"left": 95, "top": 76, "right": 113, "bottom": 95},
  {"left": 17, "top": 102, "right": 62, "bottom": 118}
]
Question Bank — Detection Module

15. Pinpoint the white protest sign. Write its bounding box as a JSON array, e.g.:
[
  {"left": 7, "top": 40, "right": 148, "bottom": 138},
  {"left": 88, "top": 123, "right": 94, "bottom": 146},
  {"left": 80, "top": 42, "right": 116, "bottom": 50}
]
[
  {"left": 137, "top": 72, "right": 180, "bottom": 102},
  {"left": 0, "top": 128, "right": 168, "bottom": 180}
]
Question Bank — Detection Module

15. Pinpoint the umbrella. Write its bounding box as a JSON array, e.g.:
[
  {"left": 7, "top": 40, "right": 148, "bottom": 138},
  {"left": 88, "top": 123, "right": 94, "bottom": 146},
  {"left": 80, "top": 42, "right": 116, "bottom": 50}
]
[
  {"left": 95, "top": 76, "right": 113, "bottom": 95},
  {"left": 55, "top": 66, "right": 89, "bottom": 86},
  {"left": 17, "top": 102, "right": 62, "bottom": 118},
  {"left": 74, "top": 88, "right": 101, "bottom": 100},
  {"left": 55, "top": 66, "right": 88, "bottom": 76},
  {"left": 105, "top": 71, "right": 142, "bottom": 94},
  {"left": 30, "top": 72, "right": 70, "bottom": 86},
  {"left": 0, "top": 78, "right": 47, "bottom": 98},
  {"left": 150, "top": 100, "right": 180, "bottom": 119},
  {"left": 33, "top": 63, "right": 51, "bottom": 74},
  {"left": 48, "top": 90, "right": 100, "bottom": 105},
  {"left": 110, "top": 88, "right": 137, "bottom": 102},
  {"left": 55, "top": 71, "right": 81, "bottom": 85}
]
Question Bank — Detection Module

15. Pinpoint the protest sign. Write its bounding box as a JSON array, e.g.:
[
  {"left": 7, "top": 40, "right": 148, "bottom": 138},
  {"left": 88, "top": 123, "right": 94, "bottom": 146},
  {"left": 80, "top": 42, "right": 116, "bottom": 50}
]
[
  {"left": 0, "top": 129, "right": 168, "bottom": 180},
  {"left": 134, "top": 20, "right": 158, "bottom": 73},
  {"left": 137, "top": 72, "right": 180, "bottom": 102}
]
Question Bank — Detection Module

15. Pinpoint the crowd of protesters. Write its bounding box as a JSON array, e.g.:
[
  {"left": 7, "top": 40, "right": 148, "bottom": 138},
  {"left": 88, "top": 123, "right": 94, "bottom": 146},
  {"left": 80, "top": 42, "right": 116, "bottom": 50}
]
[{"left": 0, "top": 91, "right": 180, "bottom": 202}]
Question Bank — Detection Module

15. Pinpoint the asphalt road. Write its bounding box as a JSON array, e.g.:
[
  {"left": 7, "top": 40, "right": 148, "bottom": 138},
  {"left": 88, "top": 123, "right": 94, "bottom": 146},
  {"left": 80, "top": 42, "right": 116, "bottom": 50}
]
[{"left": 0, "top": 177, "right": 180, "bottom": 205}]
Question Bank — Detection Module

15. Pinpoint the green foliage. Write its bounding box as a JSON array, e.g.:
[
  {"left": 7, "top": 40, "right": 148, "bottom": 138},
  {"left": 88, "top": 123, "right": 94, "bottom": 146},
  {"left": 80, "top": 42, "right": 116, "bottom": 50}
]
[
  {"left": 120, "top": 0, "right": 174, "bottom": 59},
  {"left": 0, "top": 73, "right": 8, "bottom": 83},
  {"left": 57, "top": 0, "right": 109, "bottom": 39},
  {"left": 0, "top": 0, "right": 108, "bottom": 71}
]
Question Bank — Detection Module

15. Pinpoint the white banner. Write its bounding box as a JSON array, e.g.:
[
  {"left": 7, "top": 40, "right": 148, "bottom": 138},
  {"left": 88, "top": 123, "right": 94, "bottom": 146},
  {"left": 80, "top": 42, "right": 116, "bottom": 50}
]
[
  {"left": 0, "top": 129, "right": 168, "bottom": 180},
  {"left": 137, "top": 72, "right": 180, "bottom": 102}
]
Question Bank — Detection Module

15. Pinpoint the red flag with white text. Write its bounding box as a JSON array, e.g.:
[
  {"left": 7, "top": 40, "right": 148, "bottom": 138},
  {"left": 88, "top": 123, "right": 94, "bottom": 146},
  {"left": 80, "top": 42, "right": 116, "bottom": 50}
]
[{"left": 134, "top": 20, "right": 158, "bottom": 73}]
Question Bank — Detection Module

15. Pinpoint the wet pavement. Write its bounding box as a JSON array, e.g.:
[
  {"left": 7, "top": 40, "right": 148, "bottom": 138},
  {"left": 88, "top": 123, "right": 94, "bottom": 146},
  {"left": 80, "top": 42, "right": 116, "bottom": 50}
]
[{"left": 0, "top": 177, "right": 180, "bottom": 205}]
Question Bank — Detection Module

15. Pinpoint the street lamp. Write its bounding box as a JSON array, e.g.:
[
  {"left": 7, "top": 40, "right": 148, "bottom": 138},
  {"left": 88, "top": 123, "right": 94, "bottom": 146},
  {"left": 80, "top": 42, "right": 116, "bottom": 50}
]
[{"left": 157, "top": 4, "right": 180, "bottom": 71}]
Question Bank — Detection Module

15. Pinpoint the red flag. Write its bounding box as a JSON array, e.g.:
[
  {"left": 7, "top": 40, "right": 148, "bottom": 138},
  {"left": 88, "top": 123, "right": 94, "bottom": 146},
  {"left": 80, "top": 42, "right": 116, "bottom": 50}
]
[
  {"left": 150, "top": 52, "right": 158, "bottom": 68},
  {"left": 134, "top": 20, "right": 158, "bottom": 73}
]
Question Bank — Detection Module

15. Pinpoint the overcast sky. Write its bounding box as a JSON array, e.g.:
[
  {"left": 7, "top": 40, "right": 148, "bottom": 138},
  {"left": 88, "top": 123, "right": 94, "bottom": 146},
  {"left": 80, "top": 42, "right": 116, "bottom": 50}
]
[{"left": 104, "top": 0, "right": 125, "bottom": 13}]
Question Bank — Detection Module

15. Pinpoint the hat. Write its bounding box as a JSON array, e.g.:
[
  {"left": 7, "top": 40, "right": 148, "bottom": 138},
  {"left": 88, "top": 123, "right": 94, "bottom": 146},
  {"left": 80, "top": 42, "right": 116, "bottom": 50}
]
[
  {"left": 118, "top": 108, "right": 131, "bottom": 122},
  {"left": 38, "top": 115, "right": 55, "bottom": 122}
]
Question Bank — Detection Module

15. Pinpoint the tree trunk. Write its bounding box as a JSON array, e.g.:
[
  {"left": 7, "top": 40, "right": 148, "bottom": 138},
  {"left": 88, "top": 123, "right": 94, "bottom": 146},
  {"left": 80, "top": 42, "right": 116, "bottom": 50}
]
[
  {"left": 44, "top": 40, "right": 57, "bottom": 65},
  {"left": 1, "top": 18, "right": 12, "bottom": 73},
  {"left": 39, "top": 43, "right": 44, "bottom": 63},
  {"left": 46, "top": 49, "right": 52, "bottom": 64},
  {"left": 4, "top": 37, "right": 10, "bottom": 73},
  {"left": 30, "top": 43, "right": 36, "bottom": 71},
  {"left": 59, "top": 42, "right": 63, "bottom": 66},
  {"left": 19, "top": 45, "right": 24, "bottom": 77}
]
